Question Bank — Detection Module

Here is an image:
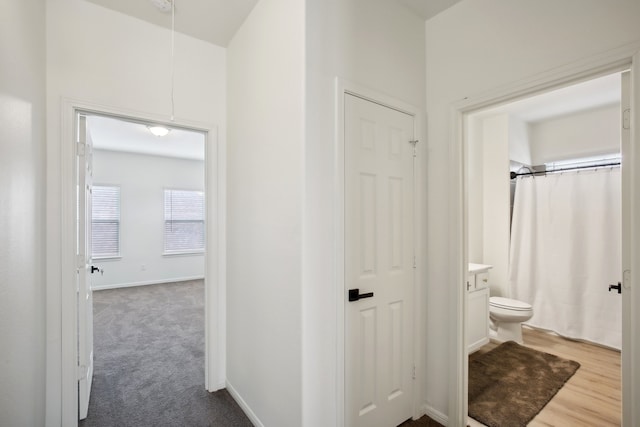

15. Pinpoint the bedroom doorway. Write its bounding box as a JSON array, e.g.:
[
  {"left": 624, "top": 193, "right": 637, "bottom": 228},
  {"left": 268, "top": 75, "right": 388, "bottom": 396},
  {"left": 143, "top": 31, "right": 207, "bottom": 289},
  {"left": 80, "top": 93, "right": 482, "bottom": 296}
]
[
  {"left": 78, "top": 112, "right": 207, "bottom": 423},
  {"left": 57, "top": 102, "right": 225, "bottom": 426}
]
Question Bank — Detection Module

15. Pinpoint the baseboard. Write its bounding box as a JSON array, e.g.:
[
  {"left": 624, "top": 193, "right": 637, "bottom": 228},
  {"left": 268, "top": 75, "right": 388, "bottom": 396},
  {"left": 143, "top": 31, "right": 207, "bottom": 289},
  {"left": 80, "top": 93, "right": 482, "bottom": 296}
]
[
  {"left": 226, "top": 380, "right": 264, "bottom": 427},
  {"left": 423, "top": 403, "right": 448, "bottom": 426},
  {"left": 208, "top": 380, "right": 226, "bottom": 392},
  {"left": 91, "top": 276, "right": 204, "bottom": 291}
]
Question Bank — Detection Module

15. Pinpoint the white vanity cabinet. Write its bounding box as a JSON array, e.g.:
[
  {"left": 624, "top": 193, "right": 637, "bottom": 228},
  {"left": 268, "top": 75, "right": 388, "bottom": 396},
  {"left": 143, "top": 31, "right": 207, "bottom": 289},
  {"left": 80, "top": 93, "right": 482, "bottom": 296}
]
[{"left": 467, "top": 263, "right": 492, "bottom": 353}]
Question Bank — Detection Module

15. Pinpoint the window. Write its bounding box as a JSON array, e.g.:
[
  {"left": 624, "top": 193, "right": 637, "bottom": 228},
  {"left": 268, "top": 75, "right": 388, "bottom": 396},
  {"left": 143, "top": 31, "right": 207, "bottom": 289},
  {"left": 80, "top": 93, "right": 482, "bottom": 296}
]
[
  {"left": 164, "top": 189, "right": 205, "bottom": 254},
  {"left": 92, "top": 185, "right": 120, "bottom": 258}
]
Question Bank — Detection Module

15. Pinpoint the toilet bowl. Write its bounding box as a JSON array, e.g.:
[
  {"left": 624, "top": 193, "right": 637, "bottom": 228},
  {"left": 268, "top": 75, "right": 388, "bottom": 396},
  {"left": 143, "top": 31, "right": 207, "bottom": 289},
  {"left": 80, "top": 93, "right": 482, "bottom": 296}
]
[{"left": 489, "top": 296, "right": 533, "bottom": 344}]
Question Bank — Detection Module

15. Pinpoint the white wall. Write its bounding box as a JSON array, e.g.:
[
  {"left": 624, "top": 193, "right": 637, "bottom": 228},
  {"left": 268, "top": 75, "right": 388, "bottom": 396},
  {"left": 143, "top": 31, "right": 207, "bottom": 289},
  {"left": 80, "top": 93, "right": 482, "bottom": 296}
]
[
  {"left": 467, "top": 116, "right": 484, "bottom": 263},
  {"left": 304, "top": 0, "right": 427, "bottom": 425},
  {"left": 530, "top": 103, "right": 620, "bottom": 164},
  {"left": 468, "top": 113, "right": 529, "bottom": 297},
  {"left": 509, "top": 116, "right": 531, "bottom": 166},
  {"left": 91, "top": 150, "right": 204, "bottom": 289},
  {"left": 46, "top": 0, "right": 225, "bottom": 423},
  {"left": 425, "top": 0, "right": 640, "bottom": 419},
  {"left": 0, "top": 1, "right": 46, "bottom": 425},
  {"left": 226, "top": 0, "right": 304, "bottom": 425},
  {"left": 481, "top": 115, "right": 511, "bottom": 297}
]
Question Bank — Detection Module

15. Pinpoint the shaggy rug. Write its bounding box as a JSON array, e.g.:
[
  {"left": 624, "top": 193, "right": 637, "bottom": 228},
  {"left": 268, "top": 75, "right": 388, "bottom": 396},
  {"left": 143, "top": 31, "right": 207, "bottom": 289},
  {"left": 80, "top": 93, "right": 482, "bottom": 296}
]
[{"left": 468, "top": 341, "right": 580, "bottom": 427}]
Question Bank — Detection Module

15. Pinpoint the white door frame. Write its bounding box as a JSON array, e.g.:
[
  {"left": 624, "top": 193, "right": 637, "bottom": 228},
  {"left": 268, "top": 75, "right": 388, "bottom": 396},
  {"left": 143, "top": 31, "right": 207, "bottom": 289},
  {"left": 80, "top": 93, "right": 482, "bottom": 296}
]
[
  {"left": 335, "top": 79, "right": 426, "bottom": 426},
  {"left": 52, "top": 99, "right": 226, "bottom": 426},
  {"left": 448, "top": 45, "right": 640, "bottom": 426}
]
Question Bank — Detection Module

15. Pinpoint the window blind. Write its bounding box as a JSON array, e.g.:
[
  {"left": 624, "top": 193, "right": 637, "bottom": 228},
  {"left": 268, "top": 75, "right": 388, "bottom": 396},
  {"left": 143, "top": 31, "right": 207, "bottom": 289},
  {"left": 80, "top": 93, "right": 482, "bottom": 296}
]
[
  {"left": 92, "top": 185, "right": 120, "bottom": 258},
  {"left": 164, "top": 189, "right": 205, "bottom": 253}
]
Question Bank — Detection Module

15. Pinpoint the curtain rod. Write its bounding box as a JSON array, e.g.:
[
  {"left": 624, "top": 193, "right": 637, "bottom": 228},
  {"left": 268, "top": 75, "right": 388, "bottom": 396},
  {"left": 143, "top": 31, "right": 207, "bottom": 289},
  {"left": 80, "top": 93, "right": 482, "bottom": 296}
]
[{"left": 510, "top": 161, "right": 621, "bottom": 180}]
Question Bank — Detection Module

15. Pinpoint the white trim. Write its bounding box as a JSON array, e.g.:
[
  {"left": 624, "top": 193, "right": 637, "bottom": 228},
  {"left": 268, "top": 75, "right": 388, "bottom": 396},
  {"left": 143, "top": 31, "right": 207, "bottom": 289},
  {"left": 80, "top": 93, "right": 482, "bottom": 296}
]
[
  {"left": 225, "top": 381, "right": 265, "bottom": 427},
  {"left": 449, "top": 42, "right": 640, "bottom": 427},
  {"left": 48, "top": 98, "right": 226, "bottom": 425},
  {"left": 91, "top": 276, "right": 205, "bottom": 291},
  {"left": 162, "top": 251, "right": 205, "bottom": 257},
  {"left": 627, "top": 50, "right": 640, "bottom": 427},
  {"left": 209, "top": 119, "right": 227, "bottom": 393},
  {"left": 423, "top": 404, "right": 448, "bottom": 426},
  {"left": 334, "top": 78, "right": 425, "bottom": 426},
  {"left": 448, "top": 107, "right": 468, "bottom": 427}
]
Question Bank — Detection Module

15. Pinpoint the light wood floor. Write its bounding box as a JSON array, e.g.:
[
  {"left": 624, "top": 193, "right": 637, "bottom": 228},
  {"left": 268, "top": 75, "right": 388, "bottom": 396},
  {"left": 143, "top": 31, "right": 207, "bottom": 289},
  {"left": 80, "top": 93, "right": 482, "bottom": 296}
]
[{"left": 469, "top": 327, "right": 621, "bottom": 427}]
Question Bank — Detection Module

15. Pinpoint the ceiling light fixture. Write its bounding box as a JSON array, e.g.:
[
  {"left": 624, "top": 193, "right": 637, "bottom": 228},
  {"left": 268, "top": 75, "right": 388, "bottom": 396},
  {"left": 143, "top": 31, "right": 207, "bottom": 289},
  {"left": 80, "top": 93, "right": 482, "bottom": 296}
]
[
  {"left": 150, "top": 0, "right": 172, "bottom": 13},
  {"left": 148, "top": 126, "right": 171, "bottom": 137}
]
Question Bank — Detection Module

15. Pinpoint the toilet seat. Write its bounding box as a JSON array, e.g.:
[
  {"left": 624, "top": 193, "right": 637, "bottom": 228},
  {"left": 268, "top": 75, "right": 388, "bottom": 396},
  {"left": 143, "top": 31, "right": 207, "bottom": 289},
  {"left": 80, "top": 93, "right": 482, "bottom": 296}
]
[{"left": 490, "top": 296, "right": 532, "bottom": 312}]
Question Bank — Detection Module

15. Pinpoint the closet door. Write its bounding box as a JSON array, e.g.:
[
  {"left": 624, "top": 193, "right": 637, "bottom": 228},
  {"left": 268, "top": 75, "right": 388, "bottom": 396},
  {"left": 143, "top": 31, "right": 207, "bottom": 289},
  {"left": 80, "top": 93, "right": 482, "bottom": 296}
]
[{"left": 344, "top": 94, "right": 416, "bottom": 427}]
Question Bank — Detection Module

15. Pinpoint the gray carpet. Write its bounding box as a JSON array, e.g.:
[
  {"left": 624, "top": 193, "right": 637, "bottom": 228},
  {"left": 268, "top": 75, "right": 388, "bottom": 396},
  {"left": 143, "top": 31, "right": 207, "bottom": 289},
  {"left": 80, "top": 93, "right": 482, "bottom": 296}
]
[{"left": 79, "top": 280, "right": 252, "bottom": 427}]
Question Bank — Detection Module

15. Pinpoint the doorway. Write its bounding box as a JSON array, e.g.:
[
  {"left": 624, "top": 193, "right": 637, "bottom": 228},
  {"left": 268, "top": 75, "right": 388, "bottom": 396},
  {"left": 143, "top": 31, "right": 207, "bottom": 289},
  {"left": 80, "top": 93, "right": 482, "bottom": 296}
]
[
  {"left": 78, "top": 112, "right": 207, "bottom": 421},
  {"left": 56, "top": 101, "right": 225, "bottom": 426},
  {"left": 464, "top": 71, "right": 626, "bottom": 425}
]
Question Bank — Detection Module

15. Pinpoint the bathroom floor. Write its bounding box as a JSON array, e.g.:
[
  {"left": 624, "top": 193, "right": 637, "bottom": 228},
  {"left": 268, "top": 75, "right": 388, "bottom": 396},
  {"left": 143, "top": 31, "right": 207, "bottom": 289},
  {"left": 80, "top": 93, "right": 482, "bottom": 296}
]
[{"left": 469, "top": 326, "right": 621, "bottom": 426}]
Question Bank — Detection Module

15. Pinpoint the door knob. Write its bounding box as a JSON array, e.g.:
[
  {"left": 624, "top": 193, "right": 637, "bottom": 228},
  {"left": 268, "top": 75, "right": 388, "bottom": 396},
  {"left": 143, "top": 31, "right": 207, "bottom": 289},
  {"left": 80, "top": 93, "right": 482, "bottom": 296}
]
[
  {"left": 91, "top": 265, "right": 101, "bottom": 274},
  {"left": 608, "top": 282, "right": 621, "bottom": 294},
  {"left": 348, "top": 288, "right": 374, "bottom": 302}
]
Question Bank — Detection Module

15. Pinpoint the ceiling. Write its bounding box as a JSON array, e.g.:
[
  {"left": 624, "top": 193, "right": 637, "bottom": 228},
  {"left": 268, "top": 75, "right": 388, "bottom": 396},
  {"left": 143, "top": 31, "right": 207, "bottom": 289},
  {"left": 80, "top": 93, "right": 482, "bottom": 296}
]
[
  {"left": 88, "top": 115, "right": 205, "bottom": 160},
  {"left": 84, "top": 0, "right": 463, "bottom": 46},
  {"left": 399, "top": 0, "right": 463, "bottom": 20},
  {"left": 84, "top": 0, "right": 260, "bottom": 47},
  {"left": 472, "top": 72, "right": 622, "bottom": 123}
]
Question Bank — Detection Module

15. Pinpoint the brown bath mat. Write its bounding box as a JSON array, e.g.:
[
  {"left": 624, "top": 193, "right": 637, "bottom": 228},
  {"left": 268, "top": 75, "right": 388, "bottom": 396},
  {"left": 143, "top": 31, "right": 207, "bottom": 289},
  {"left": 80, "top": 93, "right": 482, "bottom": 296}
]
[{"left": 469, "top": 341, "right": 580, "bottom": 427}]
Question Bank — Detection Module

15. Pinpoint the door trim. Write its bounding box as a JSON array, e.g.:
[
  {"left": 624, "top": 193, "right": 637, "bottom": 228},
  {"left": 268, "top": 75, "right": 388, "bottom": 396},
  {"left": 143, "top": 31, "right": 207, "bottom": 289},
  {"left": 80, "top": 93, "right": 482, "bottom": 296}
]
[
  {"left": 49, "top": 99, "right": 226, "bottom": 426},
  {"left": 449, "top": 42, "right": 640, "bottom": 426},
  {"left": 335, "top": 79, "right": 425, "bottom": 426}
]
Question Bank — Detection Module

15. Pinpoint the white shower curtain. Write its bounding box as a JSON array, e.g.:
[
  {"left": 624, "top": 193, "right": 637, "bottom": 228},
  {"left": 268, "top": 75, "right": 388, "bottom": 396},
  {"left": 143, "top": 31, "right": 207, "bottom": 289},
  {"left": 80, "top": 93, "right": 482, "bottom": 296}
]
[{"left": 509, "top": 168, "right": 622, "bottom": 349}]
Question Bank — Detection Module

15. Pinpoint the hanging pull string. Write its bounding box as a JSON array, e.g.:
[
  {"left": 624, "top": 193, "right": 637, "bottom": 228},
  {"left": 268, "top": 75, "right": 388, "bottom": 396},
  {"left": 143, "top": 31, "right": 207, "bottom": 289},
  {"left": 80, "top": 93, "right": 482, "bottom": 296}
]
[{"left": 170, "top": 0, "right": 175, "bottom": 121}]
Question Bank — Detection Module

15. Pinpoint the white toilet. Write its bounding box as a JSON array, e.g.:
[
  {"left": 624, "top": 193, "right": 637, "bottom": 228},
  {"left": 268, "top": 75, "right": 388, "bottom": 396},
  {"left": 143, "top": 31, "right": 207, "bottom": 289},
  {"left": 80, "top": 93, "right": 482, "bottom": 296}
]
[{"left": 489, "top": 296, "right": 534, "bottom": 344}]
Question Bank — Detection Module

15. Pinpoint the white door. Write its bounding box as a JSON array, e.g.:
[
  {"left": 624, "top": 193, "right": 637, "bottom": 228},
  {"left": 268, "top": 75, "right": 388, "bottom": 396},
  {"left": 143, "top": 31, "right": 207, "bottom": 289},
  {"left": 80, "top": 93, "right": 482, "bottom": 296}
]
[
  {"left": 620, "top": 70, "right": 631, "bottom": 426},
  {"left": 345, "top": 94, "right": 415, "bottom": 427},
  {"left": 77, "top": 114, "right": 94, "bottom": 420}
]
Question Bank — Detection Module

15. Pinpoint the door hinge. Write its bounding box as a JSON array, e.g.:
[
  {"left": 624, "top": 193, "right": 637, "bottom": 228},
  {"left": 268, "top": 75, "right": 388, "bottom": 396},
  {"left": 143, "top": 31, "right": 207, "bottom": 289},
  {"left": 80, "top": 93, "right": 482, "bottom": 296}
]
[
  {"left": 412, "top": 365, "right": 416, "bottom": 380},
  {"left": 76, "top": 141, "right": 86, "bottom": 156},
  {"left": 77, "top": 365, "right": 87, "bottom": 380},
  {"left": 623, "top": 269, "right": 631, "bottom": 289},
  {"left": 409, "top": 139, "right": 418, "bottom": 157},
  {"left": 413, "top": 255, "right": 417, "bottom": 269},
  {"left": 623, "top": 108, "right": 631, "bottom": 130}
]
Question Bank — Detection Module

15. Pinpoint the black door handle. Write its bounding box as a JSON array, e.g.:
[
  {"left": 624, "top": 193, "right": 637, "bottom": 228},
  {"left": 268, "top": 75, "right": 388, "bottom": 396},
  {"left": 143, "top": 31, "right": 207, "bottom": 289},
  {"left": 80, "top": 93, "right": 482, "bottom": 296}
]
[
  {"left": 91, "top": 265, "right": 100, "bottom": 274},
  {"left": 348, "top": 288, "right": 374, "bottom": 302},
  {"left": 609, "top": 282, "right": 622, "bottom": 294}
]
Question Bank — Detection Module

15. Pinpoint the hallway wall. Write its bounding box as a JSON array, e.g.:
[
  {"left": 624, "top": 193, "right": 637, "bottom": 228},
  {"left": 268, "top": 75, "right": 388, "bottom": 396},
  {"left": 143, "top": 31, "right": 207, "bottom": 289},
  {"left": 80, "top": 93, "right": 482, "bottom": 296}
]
[
  {"left": 226, "top": 0, "right": 304, "bottom": 425},
  {"left": 0, "top": 0, "right": 46, "bottom": 425}
]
